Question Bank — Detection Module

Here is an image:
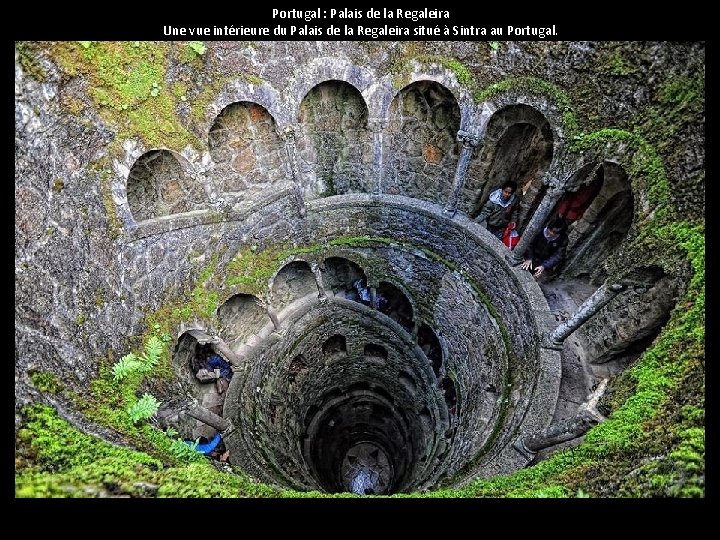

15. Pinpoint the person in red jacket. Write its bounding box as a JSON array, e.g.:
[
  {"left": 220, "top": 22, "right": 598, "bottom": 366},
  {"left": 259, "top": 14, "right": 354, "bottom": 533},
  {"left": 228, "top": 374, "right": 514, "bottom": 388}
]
[{"left": 556, "top": 179, "right": 603, "bottom": 224}]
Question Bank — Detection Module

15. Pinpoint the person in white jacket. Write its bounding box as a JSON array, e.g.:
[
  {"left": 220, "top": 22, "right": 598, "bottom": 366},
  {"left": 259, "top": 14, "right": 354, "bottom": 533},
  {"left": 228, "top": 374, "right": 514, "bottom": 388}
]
[{"left": 476, "top": 180, "right": 519, "bottom": 239}]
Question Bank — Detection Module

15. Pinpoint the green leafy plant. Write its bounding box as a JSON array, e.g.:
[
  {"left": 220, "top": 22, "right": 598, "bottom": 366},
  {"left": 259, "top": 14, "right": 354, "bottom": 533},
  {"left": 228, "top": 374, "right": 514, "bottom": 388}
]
[
  {"left": 126, "top": 393, "right": 160, "bottom": 424},
  {"left": 112, "top": 336, "right": 164, "bottom": 381},
  {"left": 168, "top": 437, "right": 203, "bottom": 462},
  {"left": 187, "top": 41, "right": 206, "bottom": 57},
  {"left": 111, "top": 354, "right": 144, "bottom": 381},
  {"left": 489, "top": 41, "right": 500, "bottom": 51}
]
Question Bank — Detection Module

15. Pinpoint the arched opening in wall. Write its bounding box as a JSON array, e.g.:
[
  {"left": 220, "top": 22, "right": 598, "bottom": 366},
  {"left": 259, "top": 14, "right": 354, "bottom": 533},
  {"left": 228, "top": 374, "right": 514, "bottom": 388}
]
[
  {"left": 171, "top": 331, "right": 232, "bottom": 441},
  {"left": 580, "top": 266, "right": 677, "bottom": 382},
  {"left": 208, "top": 101, "right": 286, "bottom": 198},
  {"left": 297, "top": 80, "right": 371, "bottom": 199},
  {"left": 364, "top": 343, "right": 388, "bottom": 361},
  {"left": 555, "top": 163, "right": 604, "bottom": 227},
  {"left": 172, "top": 331, "right": 203, "bottom": 397},
  {"left": 322, "top": 334, "right": 347, "bottom": 357},
  {"left": 216, "top": 293, "right": 269, "bottom": 348},
  {"left": 465, "top": 105, "right": 553, "bottom": 230},
  {"left": 440, "top": 376, "right": 459, "bottom": 419},
  {"left": 417, "top": 323, "right": 443, "bottom": 378},
  {"left": 376, "top": 281, "right": 414, "bottom": 332},
  {"left": 271, "top": 260, "right": 318, "bottom": 312},
  {"left": 287, "top": 354, "right": 309, "bottom": 384},
  {"left": 386, "top": 80, "right": 461, "bottom": 203},
  {"left": 321, "top": 257, "right": 368, "bottom": 300},
  {"left": 168, "top": 332, "right": 205, "bottom": 440},
  {"left": 126, "top": 150, "right": 206, "bottom": 222},
  {"left": 558, "top": 162, "right": 634, "bottom": 284},
  {"left": 398, "top": 371, "right": 417, "bottom": 394}
]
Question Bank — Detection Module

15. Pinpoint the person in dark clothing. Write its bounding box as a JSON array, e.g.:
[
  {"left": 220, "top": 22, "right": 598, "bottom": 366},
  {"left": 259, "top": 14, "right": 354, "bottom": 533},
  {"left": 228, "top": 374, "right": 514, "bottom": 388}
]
[
  {"left": 521, "top": 217, "right": 568, "bottom": 279},
  {"left": 476, "top": 180, "right": 519, "bottom": 240},
  {"left": 353, "top": 279, "right": 372, "bottom": 305},
  {"left": 207, "top": 353, "right": 232, "bottom": 379},
  {"left": 195, "top": 344, "right": 233, "bottom": 394}
]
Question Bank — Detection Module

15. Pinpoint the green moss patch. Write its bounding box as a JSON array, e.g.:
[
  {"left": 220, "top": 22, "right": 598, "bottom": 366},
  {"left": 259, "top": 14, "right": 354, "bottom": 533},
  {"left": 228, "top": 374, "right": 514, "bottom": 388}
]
[
  {"left": 46, "top": 41, "right": 199, "bottom": 152},
  {"left": 15, "top": 404, "right": 283, "bottom": 498},
  {"left": 29, "top": 371, "right": 64, "bottom": 394},
  {"left": 474, "top": 76, "right": 578, "bottom": 137}
]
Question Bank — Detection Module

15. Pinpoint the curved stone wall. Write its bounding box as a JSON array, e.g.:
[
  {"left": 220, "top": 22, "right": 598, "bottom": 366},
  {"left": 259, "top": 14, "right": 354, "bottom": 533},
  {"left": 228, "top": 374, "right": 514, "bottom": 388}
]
[
  {"left": 216, "top": 195, "right": 560, "bottom": 492},
  {"left": 15, "top": 42, "right": 702, "bottom": 497},
  {"left": 385, "top": 81, "right": 460, "bottom": 202}
]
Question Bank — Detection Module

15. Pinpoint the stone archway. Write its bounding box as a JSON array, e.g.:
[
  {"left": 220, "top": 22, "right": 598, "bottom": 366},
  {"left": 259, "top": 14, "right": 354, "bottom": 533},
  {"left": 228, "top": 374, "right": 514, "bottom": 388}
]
[
  {"left": 321, "top": 256, "right": 368, "bottom": 298},
  {"left": 208, "top": 101, "right": 286, "bottom": 198},
  {"left": 560, "top": 162, "right": 634, "bottom": 282},
  {"left": 377, "top": 281, "right": 414, "bottom": 332},
  {"left": 297, "top": 80, "right": 372, "bottom": 198},
  {"left": 271, "top": 260, "right": 318, "bottom": 311},
  {"left": 216, "top": 293, "right": 270, "bottom": 349},
  {"left": 385, "top": 80, "right": 461, "bottom": 203},
  {"left": 126, "top": 150, "right": 205, "bottom": 222},
  {"left": 418, "top": 323, "right": 443, "bottom": 378},
  {"left": 465, "top": 104, "right": 553, "bottom": 230}
]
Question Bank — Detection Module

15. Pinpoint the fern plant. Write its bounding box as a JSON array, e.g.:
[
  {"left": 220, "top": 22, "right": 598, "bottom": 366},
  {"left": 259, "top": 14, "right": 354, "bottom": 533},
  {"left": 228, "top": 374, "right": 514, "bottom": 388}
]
[
  {"left": 126, "top": 393, "right": 160, "bottom": 424},
  {"left": 112, "top": 336, "right": 164, "bottom": 381},
  {"left": 111, "top": 354, "right": 144, "bottom": 381},
  {"left": 142, "top": 336, "right": 163, "bottom": 371},
  {"left": 168, "top": 438, "right": 205, "bottom": 463}
]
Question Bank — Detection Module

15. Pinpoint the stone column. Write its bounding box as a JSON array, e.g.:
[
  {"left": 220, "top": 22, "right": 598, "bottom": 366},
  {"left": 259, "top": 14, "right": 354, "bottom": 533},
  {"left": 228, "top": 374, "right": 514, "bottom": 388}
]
[
  {"left": 211, "top": 340, "right": 243, "bottom": 368},
  {"left": 513, "top": 380, "right": 607, "bottom": 458},
  {"left": 444, "top": 130, "right": 481, "bottom": 217},
  {"left": 281, "top": 125, "right": 305, "bottom": 217},
  {"left": 543, "top": 281, "right": 626, "bottom": 349},
  {"left": 185, "top": 402, "right": 231, "bottom": 433},
  {"left": 370, "top": 286, "right": 378, "bottom": 309},
  {"left": 310, "top": 261, "right": 326, "bottom": 300},
  {"left": 266, "top": 304, "right": 281, "bottom": 331},
  {"left": 509, "top": 182, "right": 565, "bottom": 264},
  {"left": 412, "top": 321, "right": 420, "bottom": 339},
  {"left": 368, "top": 118, "right": 389, "bottom": 195}
]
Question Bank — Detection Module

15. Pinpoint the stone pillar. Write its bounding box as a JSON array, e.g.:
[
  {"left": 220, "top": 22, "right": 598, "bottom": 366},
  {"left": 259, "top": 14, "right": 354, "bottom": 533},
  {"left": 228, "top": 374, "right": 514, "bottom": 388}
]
[
  {"left": 513, "top": 379, "right": 608, "bottom": 458},
  {"left": 543, "top": 282, "right": 626, "bottom": 349},
  {"left": 211, "top": 340, "right": 243, "bottom": 368},
  {"left": 281, "top": 126, "right": 305, "bottom": 217},
  {"left": 370, "top": 286, "right": 378, "bottom": 309},
  {"left": 509, "top": 182, "right": 565, "bottom": 264},
  {"left": 185, "top": 402, "right": 231, "bottom": 433},
  {"left": 266, "top": 304, "right": 281, "bottom": 331},
  {"left": 444, "top": 130, "right": 481, "bottom": 217},
  {"left": 310, "top": 261, "right": 326, "bottom": 300},
  {"left": 412, "top": 321, "right": 420, "bottom": 339},
  {"left": 368, "top": 118, "right": 389, "bottom": 195}
]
